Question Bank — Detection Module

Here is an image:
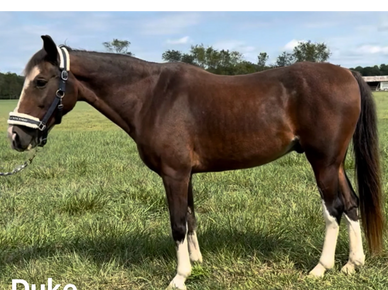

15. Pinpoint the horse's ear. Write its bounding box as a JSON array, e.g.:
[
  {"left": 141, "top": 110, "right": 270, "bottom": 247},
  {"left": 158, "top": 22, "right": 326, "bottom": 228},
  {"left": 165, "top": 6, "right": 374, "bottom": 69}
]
[{"left": 41, "top": 35, "right": 58, "bottom": 63}]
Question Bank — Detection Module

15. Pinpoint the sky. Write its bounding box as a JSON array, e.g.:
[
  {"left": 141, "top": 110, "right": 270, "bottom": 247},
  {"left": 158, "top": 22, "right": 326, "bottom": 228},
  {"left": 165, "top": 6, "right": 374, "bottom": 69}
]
[{"left": 1, "top": 11, "right": 388, "bottom": 74}]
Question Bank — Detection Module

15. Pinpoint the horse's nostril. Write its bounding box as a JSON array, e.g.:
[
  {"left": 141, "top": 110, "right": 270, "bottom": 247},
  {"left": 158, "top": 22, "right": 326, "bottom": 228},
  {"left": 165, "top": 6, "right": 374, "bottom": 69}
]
[
  {"left": 10, "top": 127, "right": 35, "bottom": 151},
  {"left": 12, "top": 132, "right": 21, "bottom": 148}
]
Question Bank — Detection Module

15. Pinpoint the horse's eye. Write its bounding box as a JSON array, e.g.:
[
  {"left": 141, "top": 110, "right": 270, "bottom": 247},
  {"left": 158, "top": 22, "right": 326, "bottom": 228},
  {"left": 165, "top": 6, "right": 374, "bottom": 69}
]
[{"left": 35, "top": 79, "right": 47, "bottom": 88}]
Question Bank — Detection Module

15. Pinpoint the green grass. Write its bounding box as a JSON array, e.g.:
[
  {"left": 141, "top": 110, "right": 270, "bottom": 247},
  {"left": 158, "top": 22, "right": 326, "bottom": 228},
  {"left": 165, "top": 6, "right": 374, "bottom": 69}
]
[{"left": 1, "top": 94, "right": 388, "bottom": 290}]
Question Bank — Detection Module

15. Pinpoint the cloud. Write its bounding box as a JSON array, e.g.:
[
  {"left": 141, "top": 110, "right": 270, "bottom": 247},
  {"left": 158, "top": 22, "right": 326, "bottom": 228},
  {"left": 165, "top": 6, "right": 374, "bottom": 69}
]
[
  {"left": 72, "top": 13, "right": 116, "bottom": 32},
  {"left": 213, "top": 40, "right": 243, "bottom": 49},
  {"left": 140, "top": 13, "right": 201, "bottom": 35},
  {"left": 378, "top": 20, "right": 388, "bottom": 31},
  {"left": 304, "top": 22, "right": 337, "bottom": 29},
  {"left": 213, "top": 40, "right": 255, "bottom": 53},
  {"left": 241, "top": 46, "right": 255, "bottom": 52},
  {"left": 165, "top": 36, "right": 191, "bottom": 45},
  {"left": 357, "top": 45, "right": 388, "bottom": 54},
  {"left": 211, "top": 40, "right": 259, "bottom": 63},
  {"left": 283, "top": 39, "right": 306, "bottom": 51},
  {"left": 133, "top": 51, "right": 163, "bottom": 63},
  {"left": 324, "top": 33, "right": 388, "bottom": 67}
]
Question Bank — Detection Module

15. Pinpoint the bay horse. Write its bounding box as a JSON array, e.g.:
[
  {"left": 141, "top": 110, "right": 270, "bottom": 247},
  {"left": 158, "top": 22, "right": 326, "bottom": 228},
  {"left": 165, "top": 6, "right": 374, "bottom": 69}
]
[{"left": 6, "top": 35, "right": 384, "bottom": 289}]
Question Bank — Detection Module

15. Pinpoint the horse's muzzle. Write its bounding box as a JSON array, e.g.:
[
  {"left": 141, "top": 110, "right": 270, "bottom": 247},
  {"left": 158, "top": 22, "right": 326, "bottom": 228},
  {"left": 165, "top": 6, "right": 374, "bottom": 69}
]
[{"left": 8, "top": 125, "right": 36, "bottom": 152}]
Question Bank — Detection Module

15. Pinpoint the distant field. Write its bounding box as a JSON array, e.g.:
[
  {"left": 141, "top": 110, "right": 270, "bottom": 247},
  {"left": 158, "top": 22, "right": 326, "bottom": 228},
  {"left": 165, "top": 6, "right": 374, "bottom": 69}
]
[{"left": 0, "top": 94, "right": 388, "bottom": 290}]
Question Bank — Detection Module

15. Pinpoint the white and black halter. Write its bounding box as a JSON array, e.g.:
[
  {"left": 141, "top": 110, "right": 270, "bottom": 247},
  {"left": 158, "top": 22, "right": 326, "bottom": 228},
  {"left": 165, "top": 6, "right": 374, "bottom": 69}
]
[{"left": 7, "top": 46, "right": 70, "bottom": 147}]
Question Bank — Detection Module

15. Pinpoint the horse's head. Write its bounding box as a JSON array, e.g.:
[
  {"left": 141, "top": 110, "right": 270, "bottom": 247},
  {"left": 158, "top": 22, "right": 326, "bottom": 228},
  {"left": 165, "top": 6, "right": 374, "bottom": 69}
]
[{"left": 7, "top": 35, "right": 78, "bottom": 152}]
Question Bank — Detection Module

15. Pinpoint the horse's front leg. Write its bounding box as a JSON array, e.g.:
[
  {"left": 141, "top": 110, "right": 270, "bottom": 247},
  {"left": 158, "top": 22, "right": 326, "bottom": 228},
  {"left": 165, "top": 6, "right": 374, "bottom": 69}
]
[{"left": 163, "top": 172, "right": 192, "bottom": 290}]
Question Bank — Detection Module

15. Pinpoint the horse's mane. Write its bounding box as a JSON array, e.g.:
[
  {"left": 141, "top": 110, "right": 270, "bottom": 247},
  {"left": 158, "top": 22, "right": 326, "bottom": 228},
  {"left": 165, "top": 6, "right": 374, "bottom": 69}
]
[{"left": 23, "top": 44, "right": 159, "bottom": 77}]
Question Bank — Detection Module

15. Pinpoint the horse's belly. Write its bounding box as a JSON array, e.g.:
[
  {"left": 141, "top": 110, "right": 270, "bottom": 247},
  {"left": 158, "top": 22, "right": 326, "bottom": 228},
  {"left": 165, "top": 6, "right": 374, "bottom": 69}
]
[{"left": 192, "top": 132, "right": 296, "bottom": 173}]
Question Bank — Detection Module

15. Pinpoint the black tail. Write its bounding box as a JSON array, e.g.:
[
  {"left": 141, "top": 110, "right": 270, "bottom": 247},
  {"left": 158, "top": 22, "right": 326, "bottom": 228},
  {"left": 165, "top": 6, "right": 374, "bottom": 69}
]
[{"left": 351, "top": 70, "right": 384, "bottom": 255}]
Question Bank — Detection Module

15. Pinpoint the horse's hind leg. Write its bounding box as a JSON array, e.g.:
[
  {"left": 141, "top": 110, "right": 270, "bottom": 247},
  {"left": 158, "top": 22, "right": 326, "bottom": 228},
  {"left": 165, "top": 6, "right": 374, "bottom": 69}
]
[
  {"left": 307, "top": 158, "right": 344, "bottom": 278},
  {"left": 339, "top": 169, "right": 365, "bottom": 274},
  {"left": 187, "top": 175, "right": 203, "bottom": 263}
]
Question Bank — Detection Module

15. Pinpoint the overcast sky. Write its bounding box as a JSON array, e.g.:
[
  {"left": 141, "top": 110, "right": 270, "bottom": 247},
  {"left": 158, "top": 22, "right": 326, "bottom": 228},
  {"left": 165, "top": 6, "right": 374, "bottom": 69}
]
[{"left": 1, "top": 11, "right": 388, "bottom": 74}]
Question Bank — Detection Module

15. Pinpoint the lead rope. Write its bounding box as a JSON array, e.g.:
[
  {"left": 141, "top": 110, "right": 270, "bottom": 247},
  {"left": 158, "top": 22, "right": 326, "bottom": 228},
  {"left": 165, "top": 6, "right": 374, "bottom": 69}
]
[{"left": 0, "top": 148, "right": 39, "bottom": 176}]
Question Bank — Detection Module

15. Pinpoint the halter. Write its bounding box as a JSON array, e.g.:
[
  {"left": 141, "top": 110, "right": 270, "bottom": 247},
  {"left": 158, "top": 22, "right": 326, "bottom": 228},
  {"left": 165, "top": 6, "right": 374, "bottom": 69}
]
[{"left": 7, "top": 46, "right": 70, "bottom": 147}]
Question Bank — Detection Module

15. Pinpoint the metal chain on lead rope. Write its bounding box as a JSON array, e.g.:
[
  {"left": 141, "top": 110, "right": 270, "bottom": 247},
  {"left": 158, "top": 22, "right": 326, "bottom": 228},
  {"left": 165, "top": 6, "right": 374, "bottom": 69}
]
[{"left": 0, "top": 148, "right": 39, "bottom": 176}]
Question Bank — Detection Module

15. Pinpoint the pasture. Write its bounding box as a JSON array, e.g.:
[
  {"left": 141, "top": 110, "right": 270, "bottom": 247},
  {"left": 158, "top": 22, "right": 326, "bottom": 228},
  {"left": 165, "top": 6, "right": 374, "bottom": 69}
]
[{"left": 1, "top": 94, "right": 388, "bottom": 290}]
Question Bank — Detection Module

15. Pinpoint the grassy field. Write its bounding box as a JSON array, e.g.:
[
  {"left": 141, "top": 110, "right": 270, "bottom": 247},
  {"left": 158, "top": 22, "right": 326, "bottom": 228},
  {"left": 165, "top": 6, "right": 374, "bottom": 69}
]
[{"left": 1, "top": 94, "right": 388, "bottom": 290}]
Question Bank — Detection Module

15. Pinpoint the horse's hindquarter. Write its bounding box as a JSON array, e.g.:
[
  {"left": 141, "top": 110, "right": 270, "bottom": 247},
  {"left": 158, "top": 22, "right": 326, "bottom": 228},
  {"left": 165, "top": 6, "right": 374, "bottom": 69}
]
[
  {"left": 283, "top": 62, "right": 361, "bottom": 157},
  {"left": 187, "top": 72, "right": 296, "bottom": 172}
]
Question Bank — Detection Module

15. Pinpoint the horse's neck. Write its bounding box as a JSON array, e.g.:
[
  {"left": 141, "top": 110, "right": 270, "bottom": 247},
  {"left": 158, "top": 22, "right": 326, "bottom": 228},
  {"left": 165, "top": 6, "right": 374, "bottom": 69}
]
[{"left": 70, "top": 51, "right": 160, "bottom": 138}]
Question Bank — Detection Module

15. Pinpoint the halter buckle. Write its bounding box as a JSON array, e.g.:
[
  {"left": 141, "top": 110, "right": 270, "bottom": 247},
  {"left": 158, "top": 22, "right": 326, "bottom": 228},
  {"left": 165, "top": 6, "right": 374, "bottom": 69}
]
[
  {"left": 61, "top": 70, "right": 69, "bottom": 81},
  {"left": 56, "top": 89, "right": 65, "bottom": 98},
  {"left": 38, "top": 122, "right": 46, "bottom": 131}
]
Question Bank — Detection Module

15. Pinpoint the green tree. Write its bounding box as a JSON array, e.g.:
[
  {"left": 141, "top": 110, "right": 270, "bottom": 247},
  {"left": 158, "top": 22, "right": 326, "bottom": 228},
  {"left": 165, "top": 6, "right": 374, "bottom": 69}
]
[
  {"left": 0, "top": 72, "right": 24, "bottom": 99},
  {"left": 257, "top": 52, "right": 269, "bottom": 71},
  {"left": 234, "top": 61, "right": 259, "bottom": 75},
  {"left": 357, "top": 65, "right": 381, "bottom": 76},
  {"left": 351, "top": 66, "right": 364, "bottom": 74},
  {"left": 162, "top": 44, "right": 251, "bottom": 75},
  {"left": 189, "top": 45, "right": 244, "bottom": 74},
  {"left": 273, "top": 40, "right": 331, "bottom": 68},
  {"left": 380, "top": 64, "right": 388, "bottom": 75},
  {"left": 162, "top": 50, "right": 195, "bottom": 65},
  {"left": 162, "top": 50, "right": 183, "bottom": 62},
  {"left": 349, "top": 64, "right": 388, "bottom": 76},
  {"left": 275, "top": 51, "right": 294, "bottom": 67},
  {"left": 102, "top": 39, "right": 133, "bottom": 56},
  {"left": 292, "top": 40, "right": 331, "bottom": 63},
  {"left": 0, "top": 73, "right": 4, "bottom": 98},
  {"left": 181, "top": 54, "right": 196, "bottom": 65}
]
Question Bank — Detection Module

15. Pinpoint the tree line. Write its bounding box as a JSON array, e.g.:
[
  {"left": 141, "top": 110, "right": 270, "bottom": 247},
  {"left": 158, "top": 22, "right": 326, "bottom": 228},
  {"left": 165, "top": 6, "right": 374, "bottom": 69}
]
[
  {"left": 349, "top": 64, "right": 388, "bottom": 76},
  {"left": 0, "top": 72, "right": 25, "bottom": 99},
  {"left": 161, "top": 40, "right": 331, "bottom": 75},
  {"left": 1, "top": 38, "right": 387, "bottom": 99}
]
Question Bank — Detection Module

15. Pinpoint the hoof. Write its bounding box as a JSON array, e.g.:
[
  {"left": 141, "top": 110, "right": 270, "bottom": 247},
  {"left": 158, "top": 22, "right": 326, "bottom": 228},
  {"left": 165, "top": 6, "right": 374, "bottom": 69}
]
[
  {"left": 341, "top": 262, "right": 356, "bottom": 275},
  {"left": 190, "top": 252, "right": 203, "bottom": 263},
  {"left": 166, "top": 275, "right": 187, "bottom": 290},
  {"left": 166, "top": 282, "right": 187, "bottom": 290},
  {"left": 308, "top": 263, "right": 326, "bottom": 278}
]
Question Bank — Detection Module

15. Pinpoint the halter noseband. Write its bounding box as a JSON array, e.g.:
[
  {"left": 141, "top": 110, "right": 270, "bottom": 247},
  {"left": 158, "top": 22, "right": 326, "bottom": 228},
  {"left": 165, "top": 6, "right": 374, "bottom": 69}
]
[{"left": 7, "top": 46, "right": 70, "bottom": 147}]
